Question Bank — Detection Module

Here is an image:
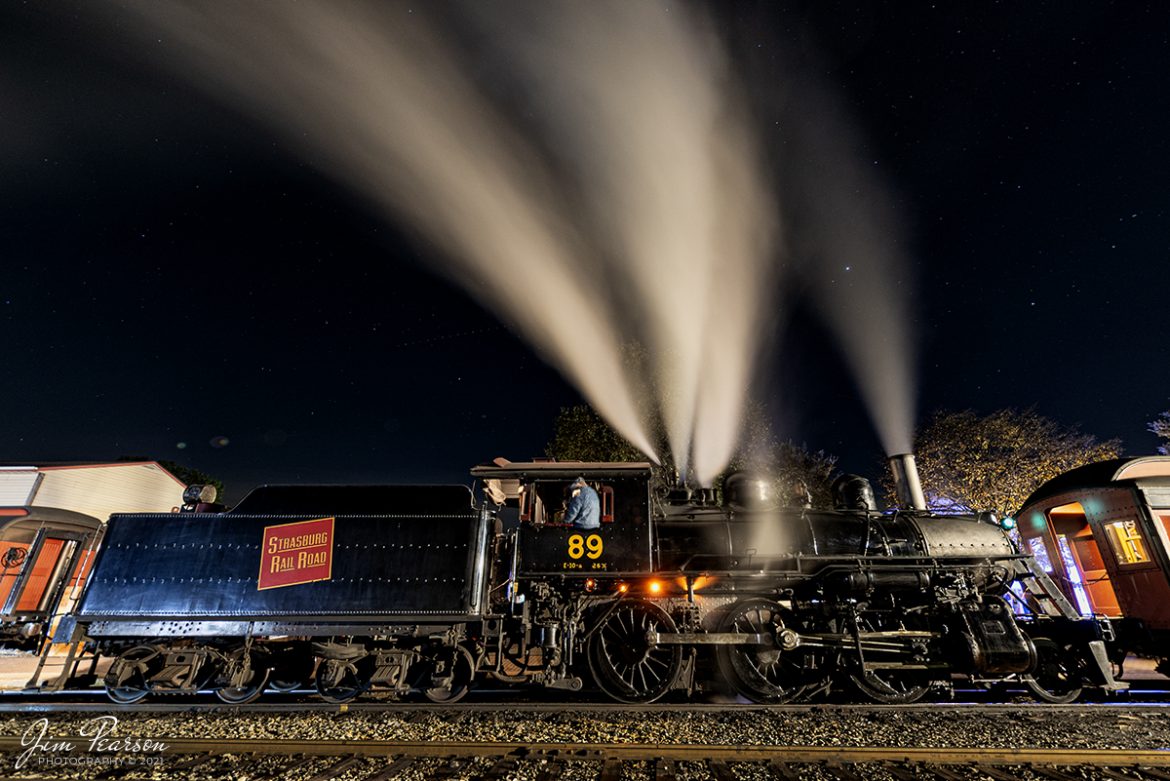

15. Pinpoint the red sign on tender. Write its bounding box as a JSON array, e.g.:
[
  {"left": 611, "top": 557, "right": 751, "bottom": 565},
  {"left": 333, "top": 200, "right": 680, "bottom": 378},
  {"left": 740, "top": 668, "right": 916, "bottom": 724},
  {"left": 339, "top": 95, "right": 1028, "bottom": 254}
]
[{"left": 257, "top": 517, "right": 335, "bottom": 590}]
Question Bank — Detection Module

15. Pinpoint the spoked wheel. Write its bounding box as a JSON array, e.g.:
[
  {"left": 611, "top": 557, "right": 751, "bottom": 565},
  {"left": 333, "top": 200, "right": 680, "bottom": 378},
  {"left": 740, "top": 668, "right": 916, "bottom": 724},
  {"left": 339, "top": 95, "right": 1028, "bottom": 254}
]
[
  {"left": 847, "top": 615, "right": 933, "bottom": 704},
  {"left": 1024, "top": 639, "right": 1084, "bottom": 704},
  {"left": 315, "top": 657, "right": 369, "bottom": 703},
  {"left": 850, "top": 666, "right": 932, "bottom": 704},
  {"left": 587, "top": 599, "right": 682, "bottom": 703},
  {"left": 215, "top": 647, "right": 271, "bottom": 704},
  {"left": 104, "top": 645, "right": 160, "bottom": 704},
  {"left": 716, "top": 599, "right": 819, "bottom": 704},
  {"left": 423, "top": 644, "right": 476, "bottom": 703}
]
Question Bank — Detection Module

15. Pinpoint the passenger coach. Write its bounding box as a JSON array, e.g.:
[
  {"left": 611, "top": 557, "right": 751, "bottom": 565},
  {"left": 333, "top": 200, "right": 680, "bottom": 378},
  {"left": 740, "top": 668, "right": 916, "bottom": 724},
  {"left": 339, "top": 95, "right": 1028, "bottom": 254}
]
[{"left": 1016, "top": 456, "right": 1170, "bottom": 672}]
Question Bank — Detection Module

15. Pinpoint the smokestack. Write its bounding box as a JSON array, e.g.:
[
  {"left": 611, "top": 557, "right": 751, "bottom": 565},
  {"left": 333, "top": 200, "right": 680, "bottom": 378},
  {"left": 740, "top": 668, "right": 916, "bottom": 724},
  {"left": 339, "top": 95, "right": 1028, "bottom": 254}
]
[{"left": 888, "top": 453, "right": 927, "bottom": 511}]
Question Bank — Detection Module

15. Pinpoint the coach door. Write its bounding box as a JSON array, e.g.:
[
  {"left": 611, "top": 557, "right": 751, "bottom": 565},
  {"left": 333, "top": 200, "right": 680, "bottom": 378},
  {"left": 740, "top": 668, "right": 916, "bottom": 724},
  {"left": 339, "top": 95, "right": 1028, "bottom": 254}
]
[
  {"left": 1038, "top": 502, "right": 1121, "bottom": 616},
  {"left": 0, "top": 528, "right": 89, "bottom": 620},
  {"left": 1086, "top": 496, "right": 1170, "bottom": 630}
]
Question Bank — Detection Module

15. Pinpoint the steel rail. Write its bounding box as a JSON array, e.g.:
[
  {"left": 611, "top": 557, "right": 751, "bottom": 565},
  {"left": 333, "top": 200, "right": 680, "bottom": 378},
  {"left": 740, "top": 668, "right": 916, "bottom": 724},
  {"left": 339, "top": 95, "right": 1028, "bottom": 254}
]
[
  {"left": 6, "top": 699, "right": 1170, "bottom": 714},
  {"left": 2, "top": 737, "right": 1170, "bottom": 767}
]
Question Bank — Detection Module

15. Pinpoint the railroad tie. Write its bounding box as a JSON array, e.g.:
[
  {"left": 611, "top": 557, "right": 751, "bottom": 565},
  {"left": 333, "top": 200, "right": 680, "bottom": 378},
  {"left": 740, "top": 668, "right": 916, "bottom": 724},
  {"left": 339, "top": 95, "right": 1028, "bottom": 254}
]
[
  {"left": 475, "top": 755, "right": 521, "bottom": 780},
  {"left": 91, "top": 763, "right": 138, "bottom": 780},
  {"left": 654, "top": 758, "right": 677, "bottom": 781},
  {"left": 253, "top": 753, "right": 312, "bottom": 781},
  {"left": 923, "top": 765, "right": 967, "bottom": 781},
  {"left": 883, "top": 762, "right": 922, "bottom": 781},
  {"left": 306, "top": 756, "right": 365, "bottom": 781},
  {"left": 824, "top": 762, "right": 867, "bottom": 781},
  {"left": 535, "top": 759, "right": 566, "bottom": 781},
  {"left": 165, "top": 752, "right": 218, "bottom": 772},
  {"left": 768, "top": 759, "right": 802, "bottom": 781},
  {"left": 708, "top": 759, "right": 737, "bottom": 781},
  {"left": 1140, "top": 769, "right": 1170, "bottom": 781},
  {"left": 360, "top": 755, "right": 416, "bottom": 781},
  {"left": 1027, "top": 765, "right": 1083, "bottom": 781},
  {"left": 428, "top": 756, "right": 463, "bottom": 780},
  {"left": 974, "top": 767, "right": 1028, "bottom": 781},
  {"left": 598, "top": 757, "right": 622, "bottom": 781},
  {"left": 1099, "top": 770, "right": 1151, "bottom": 781}
]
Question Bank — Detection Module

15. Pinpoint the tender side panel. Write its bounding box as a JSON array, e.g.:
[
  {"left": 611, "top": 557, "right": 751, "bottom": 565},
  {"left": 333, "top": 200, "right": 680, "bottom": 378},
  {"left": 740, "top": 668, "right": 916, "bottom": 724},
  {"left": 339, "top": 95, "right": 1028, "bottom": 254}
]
[{"left": 77, "top": 511, "right": 479, "bottom": 618}]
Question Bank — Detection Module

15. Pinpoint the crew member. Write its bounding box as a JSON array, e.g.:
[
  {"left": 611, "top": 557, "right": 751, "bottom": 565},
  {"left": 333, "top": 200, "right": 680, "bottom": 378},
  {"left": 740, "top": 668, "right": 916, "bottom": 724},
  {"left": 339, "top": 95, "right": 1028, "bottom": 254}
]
[{"left": 563, "top": 476, "right": 600, "bottom": 530}]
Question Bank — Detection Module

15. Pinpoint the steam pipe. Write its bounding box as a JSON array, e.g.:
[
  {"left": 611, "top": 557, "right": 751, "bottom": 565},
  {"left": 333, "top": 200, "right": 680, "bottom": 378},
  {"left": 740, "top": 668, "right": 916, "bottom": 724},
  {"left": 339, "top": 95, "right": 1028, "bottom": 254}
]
[{"left": 888, "top": 453, "right": 927, "bottom": 511}]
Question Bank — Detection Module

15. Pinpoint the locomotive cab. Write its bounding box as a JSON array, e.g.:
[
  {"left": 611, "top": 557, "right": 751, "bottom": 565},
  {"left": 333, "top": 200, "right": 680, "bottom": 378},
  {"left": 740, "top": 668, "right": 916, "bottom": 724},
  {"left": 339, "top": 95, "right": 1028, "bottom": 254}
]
[{"left": 471, "top": 461, "right": 653, "bottom": 580}]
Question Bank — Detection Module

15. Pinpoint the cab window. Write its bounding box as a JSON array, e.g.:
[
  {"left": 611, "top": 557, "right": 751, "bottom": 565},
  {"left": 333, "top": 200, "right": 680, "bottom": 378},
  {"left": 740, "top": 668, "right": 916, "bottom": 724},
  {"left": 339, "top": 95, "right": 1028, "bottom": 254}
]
[{"left": 518, "top": 480, "right": 614, "bottom": 525}]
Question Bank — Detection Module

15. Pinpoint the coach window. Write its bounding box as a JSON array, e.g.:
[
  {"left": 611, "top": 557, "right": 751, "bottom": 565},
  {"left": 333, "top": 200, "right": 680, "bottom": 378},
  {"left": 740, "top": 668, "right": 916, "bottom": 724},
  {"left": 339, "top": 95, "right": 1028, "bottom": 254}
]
[
  {"left": 1156, "top": 511, "right": 1170, "bottom": 544},
  {"left": 1104, "top": 519, "right": 1149, "bottom": 566},
  {"left": 1024, "top": 536, "right": 1054, "bottom": 573}
]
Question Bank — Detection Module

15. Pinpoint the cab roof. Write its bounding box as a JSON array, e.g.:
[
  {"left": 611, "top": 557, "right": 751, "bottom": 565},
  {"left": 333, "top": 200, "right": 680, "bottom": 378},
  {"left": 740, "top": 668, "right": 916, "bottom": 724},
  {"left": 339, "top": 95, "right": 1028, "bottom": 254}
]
[{"left": 470, "top": 460, "right": 654, "bottom": 481}]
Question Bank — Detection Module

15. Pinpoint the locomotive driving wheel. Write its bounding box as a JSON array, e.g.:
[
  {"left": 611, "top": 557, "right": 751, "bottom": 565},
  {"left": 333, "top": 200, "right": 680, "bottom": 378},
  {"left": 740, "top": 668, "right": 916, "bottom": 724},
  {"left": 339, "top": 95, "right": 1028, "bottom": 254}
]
[
  {"left": 847, "top": 615, "right": 933, "bottom": 704},
  {"left": 587, "top": 598, "right": 682, "bottom": 703},
  {"left": 1023, "top": 638, "right": 1084, "bottom": 704},
  {"left": 849, "top": 665, "right": 932, "bottom": 704},
  {"left": 104, "top": 645, "right": 161, "bottom": 704},
  {"left": 716, "top": 599, "right": 819, "bottom": 704}
]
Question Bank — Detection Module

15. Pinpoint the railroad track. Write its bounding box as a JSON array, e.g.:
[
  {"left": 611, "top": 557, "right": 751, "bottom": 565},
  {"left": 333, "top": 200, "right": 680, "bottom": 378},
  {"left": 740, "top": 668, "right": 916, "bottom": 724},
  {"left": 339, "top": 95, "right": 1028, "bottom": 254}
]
[
  {"left": 3, "top": 736, "right": 1170, "bottom": 780},
  {"left": 5, "top": 698, "right": 1170, "bottom": 715}
]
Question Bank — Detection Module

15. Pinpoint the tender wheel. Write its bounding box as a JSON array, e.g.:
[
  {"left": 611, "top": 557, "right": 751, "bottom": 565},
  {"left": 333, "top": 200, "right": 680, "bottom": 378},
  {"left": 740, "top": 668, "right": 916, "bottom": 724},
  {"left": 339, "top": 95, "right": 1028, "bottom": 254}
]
[
  {"left": 1024, "top": 639, "right": 1084, "bottom": 704},
  {"left": 716, "top": 599, "right": 818, "bottom": 704},
  {"left": 104, "top": 645, "right": 160, "bottom": 704},
  {"left": 268, "top": 679, "right": 302, "bottom": 693},
  {"left": 587, "top": 599, "right": 682, "bottom": 703},
  {"left": 424, "top": 644, "right": 476, "bottom": 703},
  {"left": 215, "top": 647, "right": 270, "bottom": 704},
  {"left": 315, "top": 657, "right": 369, "bottom": 703}
]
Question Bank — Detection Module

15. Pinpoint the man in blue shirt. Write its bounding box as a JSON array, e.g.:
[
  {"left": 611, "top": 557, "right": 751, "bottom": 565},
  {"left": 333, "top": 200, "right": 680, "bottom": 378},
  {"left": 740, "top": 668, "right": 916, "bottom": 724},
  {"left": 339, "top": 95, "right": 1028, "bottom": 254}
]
[{"left": 562, "top": 476, "right": 600, "bottom": 530}]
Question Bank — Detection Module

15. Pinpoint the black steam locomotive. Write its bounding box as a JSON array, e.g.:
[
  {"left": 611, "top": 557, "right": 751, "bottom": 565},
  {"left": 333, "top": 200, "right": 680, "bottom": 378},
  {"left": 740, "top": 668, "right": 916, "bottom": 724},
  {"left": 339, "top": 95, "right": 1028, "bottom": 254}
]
[{"left": 52, "top": 457, "right": 1124, "bottom": 704}]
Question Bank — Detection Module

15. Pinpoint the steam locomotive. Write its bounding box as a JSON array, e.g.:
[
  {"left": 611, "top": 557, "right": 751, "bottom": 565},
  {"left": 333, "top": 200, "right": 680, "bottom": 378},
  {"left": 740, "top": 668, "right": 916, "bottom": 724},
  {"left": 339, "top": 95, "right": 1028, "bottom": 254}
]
[{"left": 48, "top": 456, "right": 1123, "bottom": 704}]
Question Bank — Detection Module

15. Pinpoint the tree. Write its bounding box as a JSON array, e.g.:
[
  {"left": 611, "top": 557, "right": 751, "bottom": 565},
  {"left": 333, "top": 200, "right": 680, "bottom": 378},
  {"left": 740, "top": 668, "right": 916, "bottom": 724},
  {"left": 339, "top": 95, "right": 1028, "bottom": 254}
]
[
  {"left": 546, "top": 404, "right": 663, "bottom": 465},
  {"left": 546, "top": 403, "right": 839, "bottom": 508},
  {"left": 900, "top": 409, "right": 1123, "bottom": 517},
  {"left": 117, "top": 455, "right": 225, "bottom": 498},
  {"left": 721, "top": 439, "right": 838, "bottom": 509},
  {"left": 1149, "top": 411, "right": 1170, "bottom": 455}
]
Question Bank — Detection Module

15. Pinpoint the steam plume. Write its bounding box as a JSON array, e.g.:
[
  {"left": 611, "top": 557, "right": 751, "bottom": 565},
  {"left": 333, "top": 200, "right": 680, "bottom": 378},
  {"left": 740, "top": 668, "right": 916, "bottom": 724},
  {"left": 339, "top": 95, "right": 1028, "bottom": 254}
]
[{"left": 118, "top": 1, "right": 778, "bottom": 482}]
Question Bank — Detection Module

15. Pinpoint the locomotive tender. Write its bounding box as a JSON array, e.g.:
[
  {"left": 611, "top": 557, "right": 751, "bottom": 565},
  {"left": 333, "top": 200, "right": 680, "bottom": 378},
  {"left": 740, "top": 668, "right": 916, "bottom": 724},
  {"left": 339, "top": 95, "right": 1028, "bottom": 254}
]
[{"left": 52, "top": 456, "right": 1123, "bottom": 704}]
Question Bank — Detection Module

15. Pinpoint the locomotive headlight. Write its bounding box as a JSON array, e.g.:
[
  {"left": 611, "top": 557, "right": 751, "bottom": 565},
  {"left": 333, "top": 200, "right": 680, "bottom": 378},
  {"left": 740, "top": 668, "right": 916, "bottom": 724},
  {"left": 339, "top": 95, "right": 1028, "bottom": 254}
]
[
  {"left": 584, "top": 578, "right": 597, "bottom": 592},
  {"left": 616, "top": 582, "right": 629, "bottom": 594},
  {"left": 647, "top": 579, "right": 663, "bottom": 595}
]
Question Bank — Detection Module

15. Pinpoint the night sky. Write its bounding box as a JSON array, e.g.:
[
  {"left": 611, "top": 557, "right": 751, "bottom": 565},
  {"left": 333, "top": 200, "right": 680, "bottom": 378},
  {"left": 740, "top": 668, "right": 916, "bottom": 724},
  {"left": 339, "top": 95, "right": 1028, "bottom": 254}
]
[{"left": 3, "top": 2, "right": 1168, "bottom": 501}]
